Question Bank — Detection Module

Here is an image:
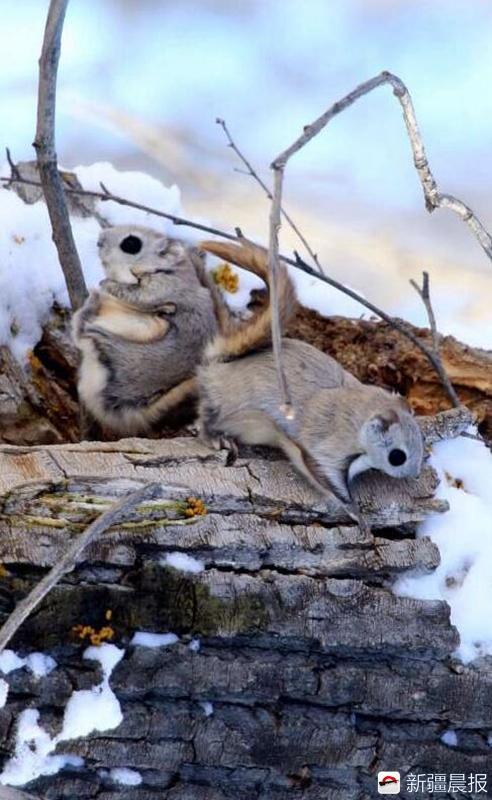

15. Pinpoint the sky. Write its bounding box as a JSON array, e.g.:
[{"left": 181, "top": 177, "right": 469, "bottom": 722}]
[{"left": 1, "top": 0, "right": 492, "bottom": 344}]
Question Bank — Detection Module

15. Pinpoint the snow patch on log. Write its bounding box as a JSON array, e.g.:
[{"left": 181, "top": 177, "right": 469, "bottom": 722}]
[
  {"left": 396, "top": 430, "right": 492, "bottom": 662},
  {"left": 0, "top": 643, "right": 124, "bottom": 788},
  {"left": 131, "top": 631, "right": 179, "bottom": 648},
  {"left": 0, "top": 650, "right": 56, "bottom": 678},
  {"left": 163, "top": 551, "right": 205, "bottom": 573}
]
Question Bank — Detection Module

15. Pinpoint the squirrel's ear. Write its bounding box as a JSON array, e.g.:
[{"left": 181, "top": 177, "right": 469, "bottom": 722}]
[
  {"left": 154, "top": 237, "right": 169, "bottom": 256},
  {"left": 368, "top": 409, "right": 399, "bottom": 433},
  {"left": 155, "top": 235, "right": 189, "bottom": 258},
  {"left": 188, "top": 246, "right": 206, "bottom": 264},
  {"left": 187, "top": 247, "right": 210, "bottom": 288}
]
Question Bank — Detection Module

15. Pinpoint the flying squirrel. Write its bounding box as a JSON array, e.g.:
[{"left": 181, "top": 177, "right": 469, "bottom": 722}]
[
  {"left": 73, "top": 225, "right": 230, "bottom": 436},
  {"left": 196, "top": 238, "right": 424, "bottom": 516}
]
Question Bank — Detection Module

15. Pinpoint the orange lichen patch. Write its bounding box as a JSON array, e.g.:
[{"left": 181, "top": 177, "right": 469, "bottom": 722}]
[
  {"left": 212, "top": 262, "right": 239, "bottom": 294},
  {"left": 27, "top": 351, "right": 44, "bottom": 374},
  {"left": 0, "top": 564, "right": 10, "bottom": 578},
  {"left": 444, "top": 471, "right": 465, "bottom": 490},
  {"left": 72, "top": 623, "right": 115, "bottom": 646},
  {"left": 184, "top": 496, "right": 207, "bottom": 518},
  {"left": 105, "top": 609, "right": 113, "bottom": 621}
]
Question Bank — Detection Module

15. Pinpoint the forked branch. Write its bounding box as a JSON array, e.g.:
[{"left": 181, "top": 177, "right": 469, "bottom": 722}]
[
  {"left": 267, "top": 70, "right": 491, "bottom": 412},
  {"left": 410, "top": 272, "right": 461, "bottom": 407},
  {"left": 216, "top": 117, "right": 326, "bottom": 276}
]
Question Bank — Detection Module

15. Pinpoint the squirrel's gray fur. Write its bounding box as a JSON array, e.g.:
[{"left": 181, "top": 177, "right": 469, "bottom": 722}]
[
  {"left": 197, "top": 239, "right": 424, "bottom": 510},
  {"left": 73, "top": 225, "right": 222, "bottom": 435}
]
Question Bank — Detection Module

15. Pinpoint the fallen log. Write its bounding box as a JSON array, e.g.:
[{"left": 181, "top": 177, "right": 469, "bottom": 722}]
[{"left": 0, "top": 427, "right": 491, "bottom": 799}]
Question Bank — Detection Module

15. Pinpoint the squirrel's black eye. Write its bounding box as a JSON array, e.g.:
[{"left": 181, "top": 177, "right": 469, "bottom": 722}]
[
  {"left": 389, "top": 448, "right": 407, "bottom": 467},
  {"left": 120, "top": 235, "right": 143, "bottom": 255}
]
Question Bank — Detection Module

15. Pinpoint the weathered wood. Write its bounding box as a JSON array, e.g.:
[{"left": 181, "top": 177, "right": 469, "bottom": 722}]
[
  {"left": 3, "top": 644, "right": 492, "bottom": 799},
  {"left": 0, "top": 435, "right": 491, "bottom": 798}
]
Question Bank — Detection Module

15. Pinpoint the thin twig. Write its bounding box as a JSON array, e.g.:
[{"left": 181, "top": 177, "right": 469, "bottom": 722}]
[
  {"left": 1, "top": 171, "right": 239, "bottom": 242},
  {"left": 33, "top": 0, "right": 87, "bottom": 310},
  {"left": 1, "top": 172, "right": 462, "bottom": 398},
  {"left": 216, "top": 117, "right": 326, "bottom": 276},
  {"left": 5, "top": 147, "right": 21, "bottom": 186},
  {"left": 409, "top": 272, "right": 461, "bottom": 407},
  {"left": 0, "top": 483, "right": 161, "bottom": 653},
  {"left": 267, "top": 70, "right": 492, "bottom": 414}
]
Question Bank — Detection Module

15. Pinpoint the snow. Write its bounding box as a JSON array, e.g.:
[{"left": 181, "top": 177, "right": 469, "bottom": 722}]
[
  {"left": 61, "top": 645, "right": 124, "bottom": 741},
  {"left": 200, "top": 701, "right": 214, "bottom": 716},
  {"left": 0, "top": 182, "right": 101, "bottom": 360},
  {"left": 130, "top": 631, "right": 179, "bottom": 648},
  {"left": 189, "top": 638, "right": 201, "bottom": 652},
  {"left": 0, "top": 649, "right": 56, "bottom": 678},
  {"left": 0, "top": 644, "right": 124, "bottom": 787},
  {"left": 24, "top": 653, "right": 57, "bottom": 678},
  {"left": 163, "top": 551, "right": 205, "bottom": 574},
  {"left": 0, "top": 650, "right": 25, "bottom": 674},
  {"left": 290, "top": 265, "right": 366, "bottom": 320},
  {"left": 0, "top": 679, "right": 8, "bottom": 709},
  {"left": 73, "top": 162, "right": 181, "bottom": 232},
  {"left": 109, "top": 767, "right": 143, "bottom": 786},
  {"left": 441, "top": 729, "right": 458, "bottom": 747},
  {"left": 395, "top": 433, "right": 492, "bottom": 664},
  {"left": 0, "top": 709, "right": 84, "bottom": 787}
]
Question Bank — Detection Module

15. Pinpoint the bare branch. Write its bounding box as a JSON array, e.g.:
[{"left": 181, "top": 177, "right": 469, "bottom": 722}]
[
  {"left": 0, "top": 482, "right": 161, "bottom": 653},
  {"left": 33, "top": 0, "right": 87, "bottom": 310},
  {"left": 268, "top": 168, "right": 294, "bottom": 414},
  {"left": 410, "top": 272, "right": 461, "bottom": 407},
  {"left": 216, "top": 118, "right": 326, "bottom": 275},
  {"left": 5, "top": 147, "right": 21, "bottom": 186},
  {"left": 267, "top": 70, "right": 490, "bottom": 415},
  {"left": 1, "top": 173, "right": 468, "bottom": 401},
  {"left": 272, "top": 71, "right": 492, "bottom": 261}
]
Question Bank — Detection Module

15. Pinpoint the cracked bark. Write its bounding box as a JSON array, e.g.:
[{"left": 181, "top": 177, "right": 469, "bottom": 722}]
[{"left": 0, "top": 429, "right": 491, "bottom": 799}]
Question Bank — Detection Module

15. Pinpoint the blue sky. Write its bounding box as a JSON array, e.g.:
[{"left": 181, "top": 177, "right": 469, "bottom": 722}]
[{"left": 4, "top": 0, "right": 492, "bottom": 191}]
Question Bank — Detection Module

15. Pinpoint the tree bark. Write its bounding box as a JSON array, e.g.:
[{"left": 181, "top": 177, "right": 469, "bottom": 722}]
[{"left": 0, "top": 432, "right": 491, "bottom": 799}]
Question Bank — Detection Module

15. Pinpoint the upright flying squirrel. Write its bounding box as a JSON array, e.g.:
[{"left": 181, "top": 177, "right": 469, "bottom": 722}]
[
  {"left": 73, "top": 225, "right": 224, "bottom": 435},
  {"left": 197, "top": 239, "right": 424, "bottom": 511}
]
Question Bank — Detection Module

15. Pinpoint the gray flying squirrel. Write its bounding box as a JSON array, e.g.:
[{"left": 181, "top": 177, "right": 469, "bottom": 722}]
[
  {"left": 72, "top": 225, "right": 226, "bottom": 436},
  {"left": 197, "top": 239, "right": 424, "bottom": 513}
]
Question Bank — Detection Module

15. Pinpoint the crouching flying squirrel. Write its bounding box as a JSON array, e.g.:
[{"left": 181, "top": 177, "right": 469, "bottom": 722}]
[
  {"left": 73, "top": 225, "right": 227, "bottom": 436},
  {"left": 197, "top": 239, "right": 424, "bottom": 517}
]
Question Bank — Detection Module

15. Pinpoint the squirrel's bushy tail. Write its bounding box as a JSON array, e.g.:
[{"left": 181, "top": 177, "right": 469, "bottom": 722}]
[{"left": 199, "top": 239, "right": 298, "bottom": 361}]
